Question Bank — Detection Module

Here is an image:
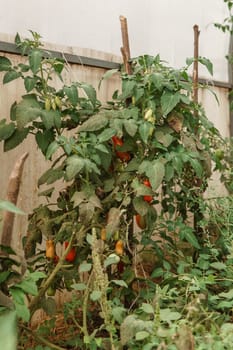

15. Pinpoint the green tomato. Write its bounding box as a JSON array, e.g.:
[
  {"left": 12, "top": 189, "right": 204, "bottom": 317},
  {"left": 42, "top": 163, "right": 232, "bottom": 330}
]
[
  {"left": 47, "top": 286, "right": 56, "bottom": 296},
  {"left": 215, "top": 149, "right": 224, "bottom": 160}
]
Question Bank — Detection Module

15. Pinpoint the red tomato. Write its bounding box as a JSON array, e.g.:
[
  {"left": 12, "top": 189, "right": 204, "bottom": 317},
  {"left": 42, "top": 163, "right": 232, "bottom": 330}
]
[
  {"left": 53, "top": 255, "right": 59, "bottom": 265},
  {"left": 143, "top": 179, "right": 153, "bottom": 202},
  {"left": 143, "top": 179, "right": 151, "bottom": 188},
  {"left": 117, "top": 261, "right": 124, "bottom": 273},
  {"left": 116, "top": 151, "right": 131, "bottom": 162},
  {"left": 135, "top": 214, "right": 147, "bottom": 229},
  {"left": 64, "top": 241, "right": 76, "bottom": 262},
  {"left": 112, "top": 136, "right": 123, "bottom": 147}
]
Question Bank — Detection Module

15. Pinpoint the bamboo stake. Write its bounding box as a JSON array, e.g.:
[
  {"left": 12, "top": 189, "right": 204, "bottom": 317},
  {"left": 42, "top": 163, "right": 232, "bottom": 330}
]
[
  {"left": 119, "top": 15, "right": 132, "bottom": 74},
  {"left": 1, "top": 152, "right": 29, "bottom": 247}
]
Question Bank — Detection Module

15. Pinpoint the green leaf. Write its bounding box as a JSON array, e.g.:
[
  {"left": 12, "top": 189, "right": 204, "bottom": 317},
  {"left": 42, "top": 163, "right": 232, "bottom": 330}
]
[
  {"left": 66, "top": 155, "right": 85, "bottom": 180},
  {"left": 3, "top": 70, "right": 21, "bottom": 84},
  {"left": 38, "top": 167, "right": 64, "bottom": 186},
  {"left": 71, "top": 283, "right": 86, "bottom": 291},
  {"left": 64, "top": 85, "right": 78, "bottom": 105},
  {"left": 98, "top": 68, "right": 119, "bottom": 89},
  {"left": 38, "top": 187, "right": 55, "bottom": 197},
  {"left": 0, "top": 56, "right": 12, "bottom": 71},
  {"left": 90, "top": 290, "right": 102, "bottom": 301},
  {"left": 9, "top": 287, "right": 25, "bottom": 305},
  {"left": 139, "top": 122, "right": 153, "bottom": 144},
  {"left": 135, "top": 331, "right": 150, "bottom": 341},
  {"left": 28, "top": 271, "right": 46, "bottom": 282},
  {"left": 183, "top": 230, "right": 200, "bottom": 249},
  {"left": 80, "top": 82, "right": 97, "bottom": 107},
  {"left": 41, "top": 110, "right": 61, "bottom": 130},
  {"left": 121, "top": 80, "right": 136, "bottom": 99},
  {"left": 71, "top": 191, "right": 86, "bottom": 207},
  {"left": 154, "top": 130, "right": 174, "bottom": 147},
  {"left": 133, "top": 197, "right": 150, "bottom": 216},
  {"left": 4, "top": 128, "right": 29, "bottom": 151},
  {"left": 36, "top": 129, "right": 55, "bottom": 155},
  {"left": 0, "top": 200, "right": 25, "bottom": 214},
  {"left": 160, "top": 308, "right": 181, "bottom": 322},
  {"left": 16, "top": 97, "right": 42, "bottom": 129},
  {"left": 210, "top": 262, "right": 227, "bottom": 271},
  {"left": 124, "top": 119, "right": 138, "bottom": 137},
  {"left": 198, "top": 57, "right": 213, "bottom": 76},
  {"left": 24, "top": 76, "right": 37, "bottom": 92},
  {"left": 77, "top": 113, "right": 108, "bottom": 132},
  {"left": 14, "top": 302, "right": 30, "bottom": 322},
  {"left": 112, "top": 306, "right": 126, "bottom": 324},
  {"left": 98, "top": 128, "right": 115, "bottom": 142},
  {"left": 219, "top": 289, "right": 233, "bottom": 299},
  {"left": 79, "top": 263, "right": 92, "bottom": 273},
  {"left": 161, "top": 91, "right": 180, "bottom": 116},
  {"left": 147, "top": 161, "right": 165, "bottom": 191},
  {"left": 111, "top": 279, "right": 128, "bottom": 288},
  {"left": 140, "top": 303, "right": 154, "bottom": 314},
  {"left": 29, "top": 49, "right": 42, "bottom": 74},
  {"left": 0, "top": 310, "right": 17, "bottom": 350},
  {"left": 150, "top": 73, "right": 163, "bottom": 90},
  {"left": 45, "top": 140, "right": 59, "bottom": 160},
  {"left": 16, "top": 279, "right": 38, "bottom": 295},
  {"left": 0, "top": 271, "right": 11, "bottom": 284},
  {"left": 104, "top": 254, "right": 120, "bottom": 268},
  {"left": 189, "top": 158, "right": 203, "bottom": 177},
  {"left": 10, "top": 101, "right": 17, "bottom": 121},
  {"left": 0, "top": 122, "right": 15, "bottom": 141}
]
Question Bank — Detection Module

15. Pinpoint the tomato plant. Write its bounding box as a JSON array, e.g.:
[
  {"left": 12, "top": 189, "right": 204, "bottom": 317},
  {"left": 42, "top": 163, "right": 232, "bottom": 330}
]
[{"left": 1, "top": 31, "right": 233, "bottom": 349}]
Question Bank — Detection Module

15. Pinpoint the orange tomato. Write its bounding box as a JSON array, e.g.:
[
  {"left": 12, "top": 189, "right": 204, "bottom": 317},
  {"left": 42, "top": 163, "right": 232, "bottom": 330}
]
[
  {"left": 64, "top": 241, "right": 76, "bottom": 262},
  {"left": 135, "top": 214, "right": 147, "bottom": 229},
  {"left": 115, "top": 240, "right": 124, "bottom": 256},
  {"left": 46, "top": 239, "right": 55, "bottom": 259}
]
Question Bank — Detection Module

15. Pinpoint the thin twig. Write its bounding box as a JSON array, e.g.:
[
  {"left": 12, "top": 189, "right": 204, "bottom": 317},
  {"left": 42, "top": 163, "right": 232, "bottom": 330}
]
[{"left": 21, "top": 324, "right": 66, "bottom": 350}]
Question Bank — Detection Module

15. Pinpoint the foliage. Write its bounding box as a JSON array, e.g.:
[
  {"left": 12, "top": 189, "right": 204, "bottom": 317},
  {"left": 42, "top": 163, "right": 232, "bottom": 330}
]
[{"left": 0, "top": 31, "right": 233, "bottom": 349}]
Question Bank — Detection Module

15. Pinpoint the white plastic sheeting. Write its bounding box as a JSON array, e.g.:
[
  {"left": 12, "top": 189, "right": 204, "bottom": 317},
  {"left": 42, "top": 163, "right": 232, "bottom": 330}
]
[{"left": 0, "top": 0, "right": 230, "bottom": 82}]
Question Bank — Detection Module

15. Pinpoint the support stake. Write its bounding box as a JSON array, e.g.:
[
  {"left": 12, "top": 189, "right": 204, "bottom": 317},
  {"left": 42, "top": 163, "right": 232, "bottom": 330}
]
[{"left": 120, "top": 15, "right": 132, "bottom": 74}]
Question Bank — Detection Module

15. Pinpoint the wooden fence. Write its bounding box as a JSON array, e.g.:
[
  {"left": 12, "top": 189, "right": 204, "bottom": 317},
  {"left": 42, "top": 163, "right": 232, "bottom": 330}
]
[{"left": 0, "top": 35, "right": 231, "bottom": 252}]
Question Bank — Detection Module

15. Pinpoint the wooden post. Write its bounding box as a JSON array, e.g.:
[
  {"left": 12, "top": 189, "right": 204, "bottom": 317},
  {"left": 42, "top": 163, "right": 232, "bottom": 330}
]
[
  {"left": 192, "top": 24, "right": 200, "bottom": 107},
  {"left": 119, "top": 15, "right": 132, "bottom": 74}
]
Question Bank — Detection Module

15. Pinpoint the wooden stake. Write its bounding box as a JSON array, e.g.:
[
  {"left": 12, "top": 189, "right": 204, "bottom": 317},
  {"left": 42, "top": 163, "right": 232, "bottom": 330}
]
[
  {"left": 119, "top": 15, "right": 132, "bottom": 74},
  {"left": 1, "top": 152, "right": 29, "bottom": 247},
  {"left": 192, "top": 24, "right": 200, "bottom": 105}
]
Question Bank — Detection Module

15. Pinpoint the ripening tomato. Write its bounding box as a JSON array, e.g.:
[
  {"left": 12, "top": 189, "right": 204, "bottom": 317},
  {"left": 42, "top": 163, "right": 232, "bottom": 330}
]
[
  {"left": 112, "top": 136, "right": 123, "bottom": 147},
  {"left": 46, "top": 239, "right": 55, "bottom": 259},
  {"left": 135, "top": 214, "right": 147, "bottom": 229},
  {"left": 100, "top": 228, "right": 107, "bottom": 241},
  {"left": 116, "top": 151, "right": 131, "bottom": 162},
  {"left": 115, "top": 240, "right": 124, "bottom": 256},
  {"left": 64, "top": 241, "right": 76, "bottom": 262}
]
